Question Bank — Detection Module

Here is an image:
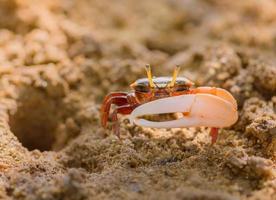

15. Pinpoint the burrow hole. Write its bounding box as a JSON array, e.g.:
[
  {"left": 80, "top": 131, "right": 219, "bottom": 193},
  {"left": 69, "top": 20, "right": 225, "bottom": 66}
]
[{"left": 9, "top": 87, "right": 67, "bottom": 151}]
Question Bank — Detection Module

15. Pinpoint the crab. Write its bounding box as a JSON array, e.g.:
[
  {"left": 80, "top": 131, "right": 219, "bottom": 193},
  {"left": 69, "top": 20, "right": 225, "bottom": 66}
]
[{"left": 101, "top": 65, "right": 238, "bottom": 144}]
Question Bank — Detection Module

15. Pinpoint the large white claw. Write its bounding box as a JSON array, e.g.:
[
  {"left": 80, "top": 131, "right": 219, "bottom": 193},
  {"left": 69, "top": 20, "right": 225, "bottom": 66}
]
[{"left": 130, "top": 92, "right": 238, "bottom": 129}]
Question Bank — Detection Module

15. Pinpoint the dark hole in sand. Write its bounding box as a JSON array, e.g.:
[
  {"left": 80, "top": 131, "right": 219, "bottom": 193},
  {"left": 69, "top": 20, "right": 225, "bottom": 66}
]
[{"left": 8, "top": 87, "right": 64, "bottom": 151}]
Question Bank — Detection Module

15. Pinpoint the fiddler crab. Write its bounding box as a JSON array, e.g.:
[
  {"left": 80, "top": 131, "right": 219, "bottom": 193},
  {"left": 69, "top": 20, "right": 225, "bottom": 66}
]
[{"left": 101, "top": 65, "right": 238, "bottom": 144}]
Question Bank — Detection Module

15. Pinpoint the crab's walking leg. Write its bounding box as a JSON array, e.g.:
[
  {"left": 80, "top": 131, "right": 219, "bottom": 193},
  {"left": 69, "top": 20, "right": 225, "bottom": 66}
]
[
  {"left": 111, "top": 105, "right": 136, "bottom": 137},
  {"left": 210, "top": 127, "right": 219, "bottom": 144},
  {"left": 102, "top": 92, "right": 128, "bottom": 103},
  {"left": 101, "top": 92, "right": 139, "bottom": 136},
  {"left": 101, "top": 92, "right": 128, "bottom": 127}
]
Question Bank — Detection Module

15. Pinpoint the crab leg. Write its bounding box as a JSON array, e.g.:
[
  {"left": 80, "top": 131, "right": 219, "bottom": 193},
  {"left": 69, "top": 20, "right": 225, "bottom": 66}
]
[
  {"left": 101, "top": 92, "right": 139, "bottom": 136},
  {"left": 210, "top": 127, "right": 219, "bottom": 144},
  {"left": 101, "top": 93, "right": 128, "bottom": 127},
  {"left": 111, "top": 105, "right": 136, "bottom": 137}
]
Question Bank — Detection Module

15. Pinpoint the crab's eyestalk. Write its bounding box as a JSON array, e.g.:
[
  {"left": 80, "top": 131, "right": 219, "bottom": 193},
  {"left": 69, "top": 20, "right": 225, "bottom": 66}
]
[
  {"left": 168, "top": 65, "right": 181, "bottom": 87},
  {"left": 145, "top": 64, "right": 155, "bottom": 88}
]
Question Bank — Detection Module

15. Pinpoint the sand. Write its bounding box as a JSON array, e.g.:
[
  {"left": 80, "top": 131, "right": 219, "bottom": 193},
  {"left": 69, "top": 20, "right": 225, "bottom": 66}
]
[{"left": 0, "top": 0, "right": 275, "bottom": 199}]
